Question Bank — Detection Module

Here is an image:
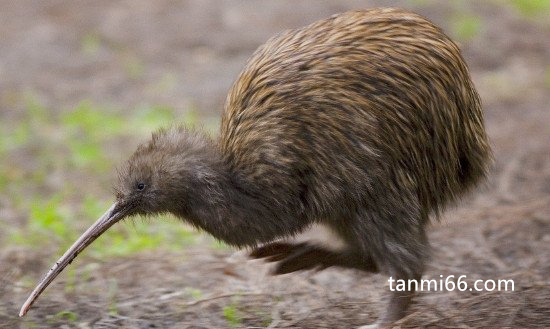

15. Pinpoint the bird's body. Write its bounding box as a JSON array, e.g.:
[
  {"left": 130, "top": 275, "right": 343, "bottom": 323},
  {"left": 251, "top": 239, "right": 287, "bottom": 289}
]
[
  {"left": 219, "top": 8, "right": 489, "bottom": 272},
  {"left": 21, "top": 8, "right": 491, "bottom": 328}
]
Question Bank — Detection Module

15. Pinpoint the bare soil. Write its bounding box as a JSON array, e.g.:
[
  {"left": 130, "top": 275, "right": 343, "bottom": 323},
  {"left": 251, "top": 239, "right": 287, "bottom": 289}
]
[{"left": 1, "top": 1, "right": 549, "bottom": 328}]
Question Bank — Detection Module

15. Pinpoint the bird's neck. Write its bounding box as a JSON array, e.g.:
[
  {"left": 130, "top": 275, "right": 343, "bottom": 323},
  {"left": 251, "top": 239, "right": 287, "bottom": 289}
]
[{"left": 176, "top": 141, "right": 302, "bottom": 247}]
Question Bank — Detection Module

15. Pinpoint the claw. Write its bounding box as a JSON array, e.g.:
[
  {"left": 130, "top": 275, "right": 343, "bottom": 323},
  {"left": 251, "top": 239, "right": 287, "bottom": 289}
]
[
  {"left": 251, "top": 242, "right": 338, "bottom": 275},
  {"left": 249, "top": 242, "right": 305, "bottom": 259}
]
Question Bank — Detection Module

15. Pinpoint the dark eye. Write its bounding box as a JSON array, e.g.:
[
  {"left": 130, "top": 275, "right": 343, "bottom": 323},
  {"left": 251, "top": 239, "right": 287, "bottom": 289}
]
[{"left": 136, "top": 182, "right": 145, "bottom": 191}]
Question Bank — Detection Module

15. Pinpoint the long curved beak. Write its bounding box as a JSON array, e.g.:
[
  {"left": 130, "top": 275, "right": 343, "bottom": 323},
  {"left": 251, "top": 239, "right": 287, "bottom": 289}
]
[{"left": 19, "top": 202, "right": 129, "bottom": 317}]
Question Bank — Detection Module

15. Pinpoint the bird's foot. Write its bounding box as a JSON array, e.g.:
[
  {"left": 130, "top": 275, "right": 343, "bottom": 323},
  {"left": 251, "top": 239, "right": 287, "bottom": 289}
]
[
  {"left": 357, "top": 325, "right": 379, "bottom": 329},
  {"left": 357, "top": 324, "right": 380, "bottom": 329},
  {"left": 250, "top": 242, "right": 338, "bottom": 274},
  {"left": 357, "top": 321, "right": 397, "bottom": 329}
]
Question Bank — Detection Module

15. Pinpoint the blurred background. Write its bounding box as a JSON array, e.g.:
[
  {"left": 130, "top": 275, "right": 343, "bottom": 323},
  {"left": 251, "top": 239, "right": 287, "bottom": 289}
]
[{"left": 1, "top": 1, "right": 549, "bottom": 328}]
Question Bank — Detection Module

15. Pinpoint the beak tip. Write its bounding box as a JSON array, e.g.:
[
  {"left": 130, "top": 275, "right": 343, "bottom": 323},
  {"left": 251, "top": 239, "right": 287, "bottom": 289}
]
[
  {"left": 19, "top": 295, "right": 34, "bottom": 317},
  {"left": 17, "top": 202, "right": 122, "bottom": 319}
]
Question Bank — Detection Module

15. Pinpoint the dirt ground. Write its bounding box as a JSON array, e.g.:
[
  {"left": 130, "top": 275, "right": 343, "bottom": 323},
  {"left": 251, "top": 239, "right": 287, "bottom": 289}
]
[{"left": 1, "top": 1, "right": 549, "bottom": 328}]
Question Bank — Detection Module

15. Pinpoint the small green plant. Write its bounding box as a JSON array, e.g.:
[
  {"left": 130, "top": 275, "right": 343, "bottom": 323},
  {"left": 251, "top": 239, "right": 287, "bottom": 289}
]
[
  {"left": 131, "top": 104, "right": 176, "bottom": 131},
  {"left": 451, "top": 14, "right": 481, "bottom": 42},
  {"left": 68, "top": 140, "right": 106, "bottom": 169},
  {"left": 510, "top": 0, "right": 550, "bottom": 17},
  {"left": 28, "top": 194, "right": 75, "bottom": 244},
  {"left": 62, "top": 100, "right": 124, "bottom": 137},
  {"left": 185, "top": 287, "right": 203, "bottom": 299},
  {"left": 54, "top": 310, "right": 78, "bottom": 322},
  {"left": 81, "top": 33, "right": 101, "bottom": 55},
  {"left": 223, "top": 301, "right": 243, "bottom": 328},
  {"left": 62, "top": 100, "right": 124, "bottom": 170}
]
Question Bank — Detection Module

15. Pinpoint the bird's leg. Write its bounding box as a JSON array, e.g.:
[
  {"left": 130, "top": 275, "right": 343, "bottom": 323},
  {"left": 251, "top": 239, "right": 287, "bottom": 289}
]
[
  {"left": 250, "top": 242, "right": 378, "bottom": 274},
  {"left": 365, "top": 268, "right": 422, "bottom": 329},
  {"left": 343, "top": 202, "right": 427, "bottom": 328}
]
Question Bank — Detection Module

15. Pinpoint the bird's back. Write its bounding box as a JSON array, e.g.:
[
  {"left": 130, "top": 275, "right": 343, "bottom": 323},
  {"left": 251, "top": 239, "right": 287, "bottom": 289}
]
[{"left": 220, "top": 8, "right": 491, "bottom": 220}]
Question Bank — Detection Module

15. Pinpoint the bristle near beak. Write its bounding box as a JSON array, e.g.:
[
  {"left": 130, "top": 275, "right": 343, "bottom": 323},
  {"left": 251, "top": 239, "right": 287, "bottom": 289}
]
[{"left": 19, "top": 202, "right": 129, "bottom": 317}]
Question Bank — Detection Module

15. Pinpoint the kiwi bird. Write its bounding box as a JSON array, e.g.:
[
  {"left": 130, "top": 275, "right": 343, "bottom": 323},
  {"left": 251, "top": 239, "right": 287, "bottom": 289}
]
[{"left": 20, "top": 8, "right": 491, "bottom": 328}]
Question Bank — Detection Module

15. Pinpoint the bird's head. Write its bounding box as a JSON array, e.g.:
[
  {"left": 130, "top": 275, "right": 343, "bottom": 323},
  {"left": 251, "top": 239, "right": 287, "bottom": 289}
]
[
  {"left": 114, "top": 126, "right": 217, "bottom": 215},
  {"left": 19, "top": 126, "right": 218, "bottom": 316}
]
